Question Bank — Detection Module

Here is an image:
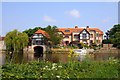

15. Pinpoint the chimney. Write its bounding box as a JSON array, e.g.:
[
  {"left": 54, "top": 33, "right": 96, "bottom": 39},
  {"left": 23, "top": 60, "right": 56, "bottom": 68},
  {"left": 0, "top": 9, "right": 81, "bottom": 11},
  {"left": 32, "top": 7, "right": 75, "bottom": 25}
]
[
  {"left": 86, "top": 26, "right": 89, "bottom": 28},
  {"left": 75, "top": 25, "right": 78, "bottom": 28}
]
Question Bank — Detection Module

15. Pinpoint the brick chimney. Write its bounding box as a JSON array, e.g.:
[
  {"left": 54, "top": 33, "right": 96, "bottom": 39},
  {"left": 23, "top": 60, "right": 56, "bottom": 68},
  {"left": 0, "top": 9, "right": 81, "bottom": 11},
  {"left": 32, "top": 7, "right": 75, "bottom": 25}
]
[
  {"left": 86, "top": 26, "right": 89, "bottom": 28},
  {"left": 75, "top": 25, "right": 78, "bottom": 28}
]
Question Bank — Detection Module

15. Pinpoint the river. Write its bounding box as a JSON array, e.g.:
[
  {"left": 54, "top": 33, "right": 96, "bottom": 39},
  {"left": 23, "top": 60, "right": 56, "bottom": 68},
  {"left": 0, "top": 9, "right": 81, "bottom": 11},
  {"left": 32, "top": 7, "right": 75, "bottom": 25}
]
[{"left": 0, "top": 49, "right": 119, "bottom": 66}]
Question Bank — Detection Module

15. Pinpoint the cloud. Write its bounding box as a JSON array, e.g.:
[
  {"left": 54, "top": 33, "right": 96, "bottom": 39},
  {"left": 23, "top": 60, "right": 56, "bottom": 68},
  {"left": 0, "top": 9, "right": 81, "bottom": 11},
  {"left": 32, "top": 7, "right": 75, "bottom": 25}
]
[
  {"left": 102, "top": 20, "right": 108, "bottom": 23},
  {"left": 43, "top": 16, "right": 56, "bottom": 22},
  {"left": 66, "top": 9, "right": 80, "bottom": 18},
  {"left": 102, "top": 18, "right": 110, "bottom": 23}
]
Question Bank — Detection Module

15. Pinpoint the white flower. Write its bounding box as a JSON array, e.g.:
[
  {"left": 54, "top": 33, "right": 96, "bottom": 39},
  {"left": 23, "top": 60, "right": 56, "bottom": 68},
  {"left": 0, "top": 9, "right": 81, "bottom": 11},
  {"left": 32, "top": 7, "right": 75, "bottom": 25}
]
[
  {"left": 52, "top": 63, "right": 57, "bottom": 69},
  {"left": 52, "top": 66, "right": 55, "bottom": 69},
  {"left": 56, "top": 76, "right": 60, "bottom": 78},
  {"left": 58, "top": 65, "right": 62, "bottom": 68},
  {"left": 43, "top": 67, "right": 46, "bottom": 70},
  {"left": 45, "top": 66, "right": 48, "bottom": 68},
  {"left": 52, "top": 63, "right": 57, "bottom": 66}
]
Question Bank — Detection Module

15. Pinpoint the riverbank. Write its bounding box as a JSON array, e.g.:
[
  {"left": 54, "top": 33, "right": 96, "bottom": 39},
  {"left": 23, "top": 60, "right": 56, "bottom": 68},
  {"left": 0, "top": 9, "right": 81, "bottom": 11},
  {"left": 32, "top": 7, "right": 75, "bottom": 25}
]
[{"left": 1, "top": 58, "right": 119, "bottom": 79}]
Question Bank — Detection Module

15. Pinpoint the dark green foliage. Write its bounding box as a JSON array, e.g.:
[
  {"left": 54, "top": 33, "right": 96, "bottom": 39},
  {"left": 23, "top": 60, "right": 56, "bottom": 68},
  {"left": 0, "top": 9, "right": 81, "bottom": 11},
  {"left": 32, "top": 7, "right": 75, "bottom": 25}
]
[
  {"left": 2, "top": 58, "right": 119, "bottom": 79},
  {"left": 44, "top": 25, "right": 63, "bottom": 45},
  {"left": 23, "top": 27, "right": 42, "bottom": 37},
  {"left": 109, "top": 24, "right": 120, "bottom": 48},
  {"left": 102, "top": 39, "right": 112, "bottom": 44},
  {"left": 4, "top": 29, "right": 28, "bottom": 52}
]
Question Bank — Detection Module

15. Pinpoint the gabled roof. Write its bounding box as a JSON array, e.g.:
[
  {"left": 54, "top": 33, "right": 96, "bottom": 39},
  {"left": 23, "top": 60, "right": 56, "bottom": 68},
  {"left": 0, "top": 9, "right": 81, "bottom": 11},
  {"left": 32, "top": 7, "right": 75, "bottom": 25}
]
[
  {"left": 58, "top": 26, "right": 103, "bottom": 35},
  {"left": 35, "top": 29, "right": 50, "bottom": 38},
  {"left": 80, "top": 28, "right": 90, "bottom": 34}
]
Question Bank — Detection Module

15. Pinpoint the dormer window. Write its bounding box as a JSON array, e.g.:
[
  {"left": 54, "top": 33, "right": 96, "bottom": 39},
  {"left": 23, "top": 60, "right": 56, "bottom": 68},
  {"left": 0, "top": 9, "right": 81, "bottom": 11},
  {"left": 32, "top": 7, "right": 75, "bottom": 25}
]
[{"left": 65, "top": 30, "right": 70, "bottom": 32}]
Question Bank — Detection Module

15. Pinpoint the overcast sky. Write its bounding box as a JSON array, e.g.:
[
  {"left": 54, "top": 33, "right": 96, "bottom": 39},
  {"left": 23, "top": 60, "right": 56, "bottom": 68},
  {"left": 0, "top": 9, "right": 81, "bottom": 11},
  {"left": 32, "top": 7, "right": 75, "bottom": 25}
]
[{"left": 1, "top": 1, "right": 119, "bottom": 36}]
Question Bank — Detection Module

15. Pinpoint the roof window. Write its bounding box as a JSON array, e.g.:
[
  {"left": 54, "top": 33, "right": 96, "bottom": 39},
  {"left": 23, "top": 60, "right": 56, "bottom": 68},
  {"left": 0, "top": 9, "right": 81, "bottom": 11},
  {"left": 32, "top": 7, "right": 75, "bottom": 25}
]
[{"left": 65, "top": 30, "right": 70, "bottom": 32}]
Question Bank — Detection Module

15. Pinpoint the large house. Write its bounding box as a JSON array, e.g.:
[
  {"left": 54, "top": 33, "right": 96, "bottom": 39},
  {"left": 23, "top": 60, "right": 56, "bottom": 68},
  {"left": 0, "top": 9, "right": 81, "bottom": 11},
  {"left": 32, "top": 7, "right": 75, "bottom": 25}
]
[{"left": 57, "top": 26, "right": 103, "bottom": 46}]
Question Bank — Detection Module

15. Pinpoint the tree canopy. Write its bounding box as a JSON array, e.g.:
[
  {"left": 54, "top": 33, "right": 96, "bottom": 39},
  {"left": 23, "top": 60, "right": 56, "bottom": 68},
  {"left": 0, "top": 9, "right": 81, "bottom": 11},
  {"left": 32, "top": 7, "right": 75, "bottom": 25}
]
[
  {"left": 106, "top": 24, "right": 120, "bottom": 48},
  {"left": 44, "top": 25, "right": 63, "bottom": 45},
  {"left": 5, "top": 29, "right": 28, "bottom": 52}
]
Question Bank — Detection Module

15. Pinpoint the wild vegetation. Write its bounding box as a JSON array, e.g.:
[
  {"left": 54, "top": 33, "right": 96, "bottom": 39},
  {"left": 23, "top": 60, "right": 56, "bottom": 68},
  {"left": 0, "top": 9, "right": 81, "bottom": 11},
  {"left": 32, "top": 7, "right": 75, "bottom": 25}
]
[{"left": 1, "top": 58, "right": 119, "bottom": 79}]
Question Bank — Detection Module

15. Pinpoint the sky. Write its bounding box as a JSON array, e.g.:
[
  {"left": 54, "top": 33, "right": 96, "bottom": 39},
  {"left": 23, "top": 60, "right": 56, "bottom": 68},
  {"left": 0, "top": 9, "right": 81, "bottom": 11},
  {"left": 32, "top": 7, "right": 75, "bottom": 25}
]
[{"left": 1, "top": 1, "right": 119, "bottom": 36}]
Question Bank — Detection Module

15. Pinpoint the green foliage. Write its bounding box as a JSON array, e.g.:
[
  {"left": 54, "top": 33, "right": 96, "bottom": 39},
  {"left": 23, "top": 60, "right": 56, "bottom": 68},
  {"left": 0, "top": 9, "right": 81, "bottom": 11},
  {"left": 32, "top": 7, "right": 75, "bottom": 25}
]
[
  {"left": 23, "top": 27, "right": 42, "bottom": 37},
  {"left": 44, "top": 25, "right": 63, "bottom": 46},
  {"left": 102, "top": 39, "right": 112, "bottom": 44},
  {"left": 4, "top": 29, "right": 28, "bottom": 52},
  {"left": 2, "top": 58, "right": 119, "bottom": 79},
  {"left": 109, "top": 24, "right": 120, "bottom": 48}
]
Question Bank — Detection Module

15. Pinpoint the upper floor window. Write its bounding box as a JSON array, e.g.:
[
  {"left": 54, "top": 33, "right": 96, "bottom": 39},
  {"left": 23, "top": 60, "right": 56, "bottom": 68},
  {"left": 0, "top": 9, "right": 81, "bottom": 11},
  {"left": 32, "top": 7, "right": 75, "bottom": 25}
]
[
  {"left": 65, "top": 35, "right": 69, "bottom": 38},
  {"left": 34, "top": 34, "right": 38, "bottom": 36},
  {"left": 96, "top": 33, "right": 99, "bottom": 37},
  {"left": 90, "top": 34, "right": 93, "bottom": 38},
  {"left": 65, "top": 30, "right": 70, "bottom": 32},
  {"left": 82, "top": 34, "right": 87, "bottom": 39},
  {"left": 74, "top": 35, "right": 79, "bottom": 39}
]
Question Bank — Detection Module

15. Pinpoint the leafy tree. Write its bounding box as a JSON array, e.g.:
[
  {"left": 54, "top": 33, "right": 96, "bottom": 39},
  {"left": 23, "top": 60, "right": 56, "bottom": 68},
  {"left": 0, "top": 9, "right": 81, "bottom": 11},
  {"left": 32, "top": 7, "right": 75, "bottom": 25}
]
[
  {"left": 109, "top": 24, "right": 120, "bottom": 48},
  {"left": 4, "top": 29, "right": 28, "bottom": 52},
  {"left": 23, "top": 27, "right": 42, "bottom": 37},
  {"left": 44, "top": 25, "right": 63, "bottom": 46}
]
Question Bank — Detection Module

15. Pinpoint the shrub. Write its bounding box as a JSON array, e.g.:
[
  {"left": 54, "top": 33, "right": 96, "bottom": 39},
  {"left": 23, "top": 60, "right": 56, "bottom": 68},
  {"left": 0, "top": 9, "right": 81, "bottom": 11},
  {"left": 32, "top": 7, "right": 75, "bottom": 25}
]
[{"left": 2, "top": 58, "right": 119, "bottom": 79}]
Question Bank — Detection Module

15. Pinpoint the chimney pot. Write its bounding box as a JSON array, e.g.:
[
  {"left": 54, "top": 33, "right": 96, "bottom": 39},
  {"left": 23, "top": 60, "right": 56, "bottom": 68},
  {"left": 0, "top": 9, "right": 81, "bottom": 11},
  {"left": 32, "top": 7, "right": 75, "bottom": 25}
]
[
  {"left": 86, "top": 26, "right": 89, "bottom": 28},
  {"left": 75, "top": 26, "right": 78, "bottom": 28}
]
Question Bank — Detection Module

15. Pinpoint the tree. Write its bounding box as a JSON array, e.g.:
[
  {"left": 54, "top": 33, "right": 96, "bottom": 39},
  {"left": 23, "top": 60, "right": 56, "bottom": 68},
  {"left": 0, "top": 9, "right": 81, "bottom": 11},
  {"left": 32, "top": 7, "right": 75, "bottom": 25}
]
[
  {"left": 23, "top": 27, "right": 42, "bottom": 37},
  {"left": 102, "top": 30, "right": 112, "bottom": 44},
  {"left": 44, "top": 25, "right": 63, "bottom": 46},
  {"left": 109, "top": 24, "right": 120, "bottom": 48},
  {"left": 4, "top": 29, "right": 28, "bottom": 52}
]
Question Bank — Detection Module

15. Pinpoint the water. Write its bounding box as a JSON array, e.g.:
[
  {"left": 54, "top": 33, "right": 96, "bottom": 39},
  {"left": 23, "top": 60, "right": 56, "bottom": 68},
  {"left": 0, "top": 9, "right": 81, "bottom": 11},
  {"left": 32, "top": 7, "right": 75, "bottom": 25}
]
[
  {"left": 0, "top": 50, "right": 119, "bottom": 65},
  {"left": 0, "top": 51, "right": 69, "bottom": 65}
]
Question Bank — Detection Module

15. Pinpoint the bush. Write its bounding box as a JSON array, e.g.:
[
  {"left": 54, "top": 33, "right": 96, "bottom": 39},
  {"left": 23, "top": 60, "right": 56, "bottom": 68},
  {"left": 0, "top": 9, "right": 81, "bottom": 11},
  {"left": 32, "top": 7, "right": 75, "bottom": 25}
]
[{"left": 2, "top": 58, "right": 119, "bottom": 79}]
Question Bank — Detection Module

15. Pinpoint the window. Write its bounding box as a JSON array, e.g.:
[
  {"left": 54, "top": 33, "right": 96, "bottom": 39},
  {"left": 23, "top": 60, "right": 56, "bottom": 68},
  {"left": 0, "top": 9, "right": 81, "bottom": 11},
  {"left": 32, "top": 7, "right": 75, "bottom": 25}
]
[
  {"left": 90, "top": 40, "right": 93, "bottom": 44},
  {"left": 65, "top": 35, "right": 69, "bottom": 38},
  {"left": 34, "top": 34, "right": 37, "bottom": 36},
  {"left": 90, "top": 34, "right": 93, "bottom": 38},
  {"left": 65, "top": 30, "right": 70, "bottom": 32},
  {"left": 82, "top": 34, "right": 87, "bottom": 39},
  {"left": 74, "top": 35, "right": 79, "bottom": 39},
  {"left": 96, "top": 33, "right": 99, "bottom": 37}
]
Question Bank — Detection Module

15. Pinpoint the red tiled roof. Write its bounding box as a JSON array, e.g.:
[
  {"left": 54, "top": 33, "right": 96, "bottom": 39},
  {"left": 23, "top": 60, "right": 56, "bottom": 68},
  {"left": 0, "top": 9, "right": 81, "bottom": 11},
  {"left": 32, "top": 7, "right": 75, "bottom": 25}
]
[
  {"left": 57, "top": 28, "right": 83, "bottom": 35},
  {"left": 58, "top": 27, "right": 103, "bottom": 35},
  {"left": 87, "top": 28, "right": 103, "bottom": 34},
  {"left": 35, "top": 29, "right": 50, "bottom": 38}
]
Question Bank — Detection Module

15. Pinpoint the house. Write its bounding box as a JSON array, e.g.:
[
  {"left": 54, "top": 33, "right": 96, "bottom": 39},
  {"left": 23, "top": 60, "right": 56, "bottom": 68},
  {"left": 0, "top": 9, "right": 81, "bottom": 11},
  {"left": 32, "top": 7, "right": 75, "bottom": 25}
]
[
  {"left": 31, "top": 29, "right": 50, "bottom": 45},
  {"left": 0, "top": 36, "right": 6, "bottom": 50},
  {"left": 57, "top": 26, "right": 103, "bottom": 46},
  {"left": 31, "top": 29, "right": 50, "bottom": 57}
]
